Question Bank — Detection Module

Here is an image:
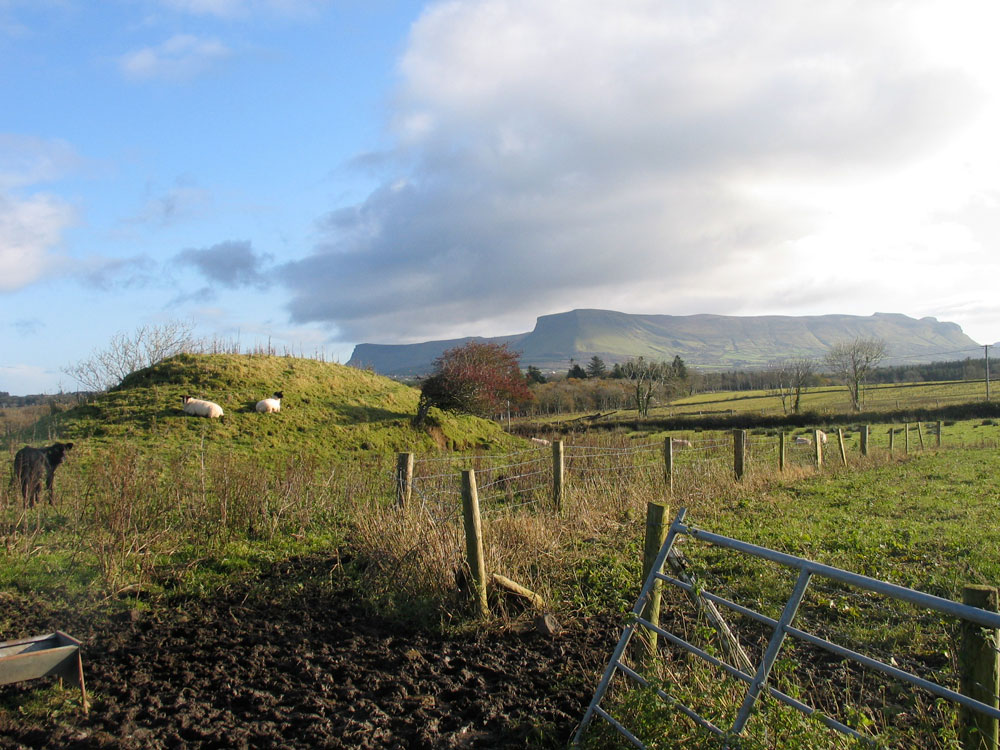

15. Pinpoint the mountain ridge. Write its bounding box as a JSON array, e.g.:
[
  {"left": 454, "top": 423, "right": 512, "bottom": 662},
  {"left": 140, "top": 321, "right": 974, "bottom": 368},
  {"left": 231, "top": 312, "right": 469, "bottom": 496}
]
[{"left": 347, "top": 309, "right": 981, "bottom": 376}]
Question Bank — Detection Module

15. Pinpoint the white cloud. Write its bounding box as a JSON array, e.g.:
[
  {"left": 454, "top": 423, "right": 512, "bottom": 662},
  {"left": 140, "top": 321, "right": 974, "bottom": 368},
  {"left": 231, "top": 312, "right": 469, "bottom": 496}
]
[
  {"left": 119, "top": 34, "right": 232, "bottom": 81},
  {"left": 281, "top": 0, "right": 998, "bottom": 345},
  {"left": 0, "top": 135, "right": 78, "bottom": 292},
  {"left": 0, "top": 193, "right": 74, "bottom": 291}
]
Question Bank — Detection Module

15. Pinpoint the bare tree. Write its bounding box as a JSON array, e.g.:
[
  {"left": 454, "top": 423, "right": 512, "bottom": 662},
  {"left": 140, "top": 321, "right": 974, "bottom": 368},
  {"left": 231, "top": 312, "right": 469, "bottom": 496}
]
[
  {"left": 63, "top": 320, "right": 199, "bottom": 392},
  {"left": 768, "top": 358, "right": 816, "bottom": 414},
  {"left": 824, "top": 337, "right": 887, "bottom": 411},
  {"left": 621, "top": 357, "right": 673, "bottom": 417}
]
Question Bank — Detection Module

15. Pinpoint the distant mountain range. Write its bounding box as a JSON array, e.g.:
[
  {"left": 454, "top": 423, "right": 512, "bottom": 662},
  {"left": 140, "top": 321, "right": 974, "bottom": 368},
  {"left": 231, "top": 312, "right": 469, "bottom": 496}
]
[{"left": 347, "top": 309, "right": 982, "bottom": 376}]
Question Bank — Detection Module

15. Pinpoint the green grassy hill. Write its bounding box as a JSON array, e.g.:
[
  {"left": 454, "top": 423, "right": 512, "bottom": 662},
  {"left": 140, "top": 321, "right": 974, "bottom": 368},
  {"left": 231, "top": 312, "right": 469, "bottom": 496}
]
[{"left": 10, "top": 353, "right": 519, "bottom": 459}]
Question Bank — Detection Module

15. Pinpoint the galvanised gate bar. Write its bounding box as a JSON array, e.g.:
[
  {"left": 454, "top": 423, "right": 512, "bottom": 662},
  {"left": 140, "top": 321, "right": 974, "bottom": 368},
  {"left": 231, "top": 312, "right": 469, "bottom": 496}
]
[{"left": 574, "top": 507, "right": 1000, "bottom": 748}]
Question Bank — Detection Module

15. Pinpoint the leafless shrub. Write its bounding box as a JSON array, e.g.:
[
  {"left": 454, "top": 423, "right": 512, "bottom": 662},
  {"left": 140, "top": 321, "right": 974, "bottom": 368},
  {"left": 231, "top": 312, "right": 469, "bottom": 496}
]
[{"left": 63, "top": 320, "right": 200, "bottom": 392}]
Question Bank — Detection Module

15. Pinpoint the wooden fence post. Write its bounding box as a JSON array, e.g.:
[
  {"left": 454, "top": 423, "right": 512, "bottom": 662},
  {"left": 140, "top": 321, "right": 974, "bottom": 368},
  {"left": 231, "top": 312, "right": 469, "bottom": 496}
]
[
  {"left": 733, "top": 429, "right": 746, "bottom": 480},
  {"left": 938, "top": 420, "right": 943, "bottom": 448},
  {"left": 814, "top": 429, "right": 823, "bottom": 468},
  {"left": 905, "top": 423, "right": 910, "bottom": 454},
  {"left": 663, "top": 438, "right": 674, "bottom": 494},
  {"left": 861, "top": 425, "right": 869, "bottom": 457},
  {"left": 395, "top": 452, "right": 413, "bottom": 509},
  {"left": 917, "top": 422, "right": 925, "bottom": 450},
  {"left": 837, "top": 428, "right": 848, "bottom": 466},
  {"left": 889, "top": 428, "right": 895, "bottom": 454},
  {"left": 779, "top": 431, "right": 785, "bottom": 473},
  {"left": 640, "top": 502, "right": 669, "bottom": 662},
  {"left": 461, "top": 469, "right": 489, "bottom": 619},
  {"left": 552, "top": 440, "right": 564, "bottom": 511},
  {"left": 960, "top": 585, "right": 999, "bottom": 750}
]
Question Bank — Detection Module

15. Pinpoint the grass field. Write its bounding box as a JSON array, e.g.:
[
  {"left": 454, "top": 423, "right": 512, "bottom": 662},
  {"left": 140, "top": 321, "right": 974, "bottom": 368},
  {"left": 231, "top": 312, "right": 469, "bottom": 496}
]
[{"left": 2, "top": 355, "right": 999, "bottom": 747}]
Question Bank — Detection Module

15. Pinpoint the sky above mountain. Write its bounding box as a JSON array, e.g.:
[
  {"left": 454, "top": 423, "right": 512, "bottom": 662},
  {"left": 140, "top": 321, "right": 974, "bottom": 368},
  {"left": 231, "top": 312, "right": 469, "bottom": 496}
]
[{"left": 3, "top": 0, "right": 999, "bottom": 394}]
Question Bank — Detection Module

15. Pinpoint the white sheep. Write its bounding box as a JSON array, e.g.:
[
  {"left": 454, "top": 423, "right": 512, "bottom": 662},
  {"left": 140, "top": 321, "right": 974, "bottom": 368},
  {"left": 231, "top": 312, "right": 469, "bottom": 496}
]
[
  {"left": 794, "top": 436, "right": 812, "bottom": 446},
  {"left": 816, "top": 430, "right": 828, "bottom": 444},
  {"left": 671, "top": 438, "right": 692, "bottom": 448},
  {"left": 530, "top": 437, "right": 551, "bottom": 447},
  {"left": 182, "top": 395, "right": 224, "bottom": 419},
  {"left": 255, "top": 391, "right": 283, "bottom": 414}
]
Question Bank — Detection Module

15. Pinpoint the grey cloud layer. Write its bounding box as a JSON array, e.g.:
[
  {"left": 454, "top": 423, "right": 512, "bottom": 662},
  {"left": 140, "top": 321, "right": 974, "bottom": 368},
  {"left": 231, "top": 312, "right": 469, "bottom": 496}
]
[
  {"left": 176, "top": 240, "right": 273, "bottom": 290},
  {"left": 279, "top": 0, "right": 978, "bottom": 343}
]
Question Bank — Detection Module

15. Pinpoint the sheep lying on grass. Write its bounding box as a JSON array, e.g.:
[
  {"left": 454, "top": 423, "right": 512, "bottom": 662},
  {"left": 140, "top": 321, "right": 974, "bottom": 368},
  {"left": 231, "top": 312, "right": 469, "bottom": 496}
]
[
  {"left": 13, "top": 442, "right": 74, "bottom": 507},
  {"left": 255, "top": 391, "right": 283, "bottom": 414},
  {"left": 182, "top": 395, "right": 224, "bottom": 419}
]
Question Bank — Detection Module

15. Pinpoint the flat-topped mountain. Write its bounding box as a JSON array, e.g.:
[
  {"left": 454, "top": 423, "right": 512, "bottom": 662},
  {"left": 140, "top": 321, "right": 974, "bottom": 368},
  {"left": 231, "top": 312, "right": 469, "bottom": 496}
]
[{"left": 347, "top": 309, "right": 981, "bottom": 376}]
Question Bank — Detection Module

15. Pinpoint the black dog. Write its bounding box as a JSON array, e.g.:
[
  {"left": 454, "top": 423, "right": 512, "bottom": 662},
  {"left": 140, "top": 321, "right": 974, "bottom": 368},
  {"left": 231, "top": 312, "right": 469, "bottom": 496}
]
[{"left": 13, "top": 442, "right": 74, "bottom": 507}]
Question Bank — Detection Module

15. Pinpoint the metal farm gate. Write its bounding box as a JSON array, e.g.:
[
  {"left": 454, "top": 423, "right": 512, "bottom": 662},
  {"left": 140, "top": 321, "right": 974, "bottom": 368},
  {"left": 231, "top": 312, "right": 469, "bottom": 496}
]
[{"left": 573, "top": 507, "right": 1000, "bottom": 748}]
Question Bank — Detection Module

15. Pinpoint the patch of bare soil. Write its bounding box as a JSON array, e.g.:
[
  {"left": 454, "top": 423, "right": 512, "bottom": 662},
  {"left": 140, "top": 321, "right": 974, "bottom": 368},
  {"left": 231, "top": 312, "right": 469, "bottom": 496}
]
[{"left": 0, "top": 556, "right": 617, "bottom": 749}]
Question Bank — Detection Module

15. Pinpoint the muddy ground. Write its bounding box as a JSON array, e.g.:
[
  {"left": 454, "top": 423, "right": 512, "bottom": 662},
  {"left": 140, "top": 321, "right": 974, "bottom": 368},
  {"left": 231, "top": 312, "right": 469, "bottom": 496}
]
[{"left": 0, "top": 556, "right": 619, "bottom": 749}]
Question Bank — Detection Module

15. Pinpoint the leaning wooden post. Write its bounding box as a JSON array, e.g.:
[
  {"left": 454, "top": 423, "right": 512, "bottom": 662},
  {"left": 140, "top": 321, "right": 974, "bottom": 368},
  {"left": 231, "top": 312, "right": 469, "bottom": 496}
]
[
  {"left": 733, "top": 429, "right": 746, "bottom": 481},
  {"left": 837, "top": 428, "right": 848, "bottom": 466},
  {"left": 778, "top": 431, "right": 786, "bottom": 472},
  {"left": 663, "top": 437, "right": 674, "bottom": 494},
  {"left": 937, "top": 420, "right": 944, "bottom": 448},
  {"left": 917, "top": 422, "right": 925, "bottom": 450},
  {"left": 461, "top": 469, "right": 489, "bottom": 619},
  {"left": 814, "top": 429, "right": 823, "bottom": 468},
  {"left": 960, "top": 585, "right": 999, "bottom": 750},
  {"left": 889, "top": 428, "right": 895, "bottom": 454},
  {"left": 395, "top": 452, "right": 414, "bottom": 509},
  {"left": 905, "top": 423, "right": 910, "bottom": 454},
  {"left": 552, "top": 440, "right": 565, "bottom": 511},
  {"left": 640, "top": 502, "right": 669, "bottom": 662}
]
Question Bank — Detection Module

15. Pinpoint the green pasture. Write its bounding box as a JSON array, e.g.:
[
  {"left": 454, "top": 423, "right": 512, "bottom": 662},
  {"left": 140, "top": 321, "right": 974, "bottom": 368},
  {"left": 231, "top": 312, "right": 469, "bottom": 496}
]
[{"left": 2, "top": 353, "right": 999, "bottom": 747}]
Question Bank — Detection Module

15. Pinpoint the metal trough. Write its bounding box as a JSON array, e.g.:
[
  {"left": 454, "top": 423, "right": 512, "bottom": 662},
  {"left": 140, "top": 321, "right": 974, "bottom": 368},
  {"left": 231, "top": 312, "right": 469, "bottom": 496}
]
[{"left": 0, "top": 631, "right": 88, "bottom": 712}]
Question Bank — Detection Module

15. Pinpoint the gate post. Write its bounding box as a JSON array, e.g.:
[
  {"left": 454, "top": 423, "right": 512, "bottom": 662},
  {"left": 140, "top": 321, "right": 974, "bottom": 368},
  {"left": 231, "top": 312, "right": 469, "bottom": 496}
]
[
  {"left": 960, "top": 585, "right": 999, "bottom": 750},
  {"left": 640, "top": 502, "right": 669, "bottom": 662},
  {"left": 461, "top": 469, "right": 489, "bottom": 619}
]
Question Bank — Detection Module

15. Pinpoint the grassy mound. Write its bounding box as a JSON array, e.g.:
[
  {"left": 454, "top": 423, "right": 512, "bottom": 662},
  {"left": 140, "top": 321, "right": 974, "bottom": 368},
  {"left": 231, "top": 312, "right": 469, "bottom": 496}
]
[{"left": 14, "top": 353, "right": 519, "bottom": 459}]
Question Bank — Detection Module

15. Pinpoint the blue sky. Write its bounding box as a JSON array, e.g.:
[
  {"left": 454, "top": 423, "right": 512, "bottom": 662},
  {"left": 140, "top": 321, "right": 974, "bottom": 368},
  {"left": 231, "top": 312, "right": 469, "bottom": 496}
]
[{"left": 3, "top": 0, "right": 1000, "bottom": 394}]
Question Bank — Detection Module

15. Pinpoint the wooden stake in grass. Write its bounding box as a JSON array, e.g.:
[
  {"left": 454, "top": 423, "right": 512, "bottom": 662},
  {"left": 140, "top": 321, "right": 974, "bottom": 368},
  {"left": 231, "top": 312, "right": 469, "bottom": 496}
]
[
  {"left": 461, "top": 469, "right": 489, "bottom": 619},
  {"left": 837, "top": 428, "right": 847, "bottom": 466},
  {"left": 640, "top": 502, "right": 669, "bottom": 662},
  {"left": 960, "top": 585, "right": 999, "bottom": 750},
  {"left": 905, "top": 423, "right": 910, "bottom": 454},
  {"left": 663, "top": 437, "right": 674, "bottom": 494},
  {"left": 861, "top": 425, "right": 869, "bottom": 457},
  {"left": 917, "top": 422, "right": 925, "bottom": 450},
  {"left": 814, "top": 429, "right": 823, "bottom": 468},
  {"left": 552, "top": 440, "right": 564, "bottom": 512},
  {"left": 889, "top": 428, "right": 895, "bottom": 454},
  {"left": 778, "top": 431, "right": 785, "bottom": 472},
  {"left": 395, "top": 452, "right": 413, "bottom": 509},
  {"left": 937, "top": 420, "right": 943, "bottom": 448},
  {"left": 733, "top": 429, "right": 746, "bottom": 480}
]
